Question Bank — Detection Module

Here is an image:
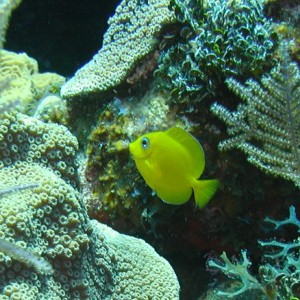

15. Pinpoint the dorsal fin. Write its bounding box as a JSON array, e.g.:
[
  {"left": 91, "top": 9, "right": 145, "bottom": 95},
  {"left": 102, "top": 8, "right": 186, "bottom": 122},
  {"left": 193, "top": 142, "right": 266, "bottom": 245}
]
[{"left": 166, "top": 127, "right": 205, "bottom": 177}]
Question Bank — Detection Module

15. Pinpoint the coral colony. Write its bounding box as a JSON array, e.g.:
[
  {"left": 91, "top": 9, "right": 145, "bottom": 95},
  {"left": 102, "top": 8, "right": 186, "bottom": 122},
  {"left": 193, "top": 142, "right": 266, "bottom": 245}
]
[{"left": 0, "top": 0, "right": 300, "bottom": 298}]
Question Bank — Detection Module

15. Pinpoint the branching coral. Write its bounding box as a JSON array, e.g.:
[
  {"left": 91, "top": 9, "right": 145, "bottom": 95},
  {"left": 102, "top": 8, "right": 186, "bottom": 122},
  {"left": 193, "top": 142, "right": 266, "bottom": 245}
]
[
  {"left": 207, "top": 250, "right": 263, "bottom": 298},
  {"left": 207, "top": 206, "right": 300, "bottom": 299},
  {"left": 211, "top": 59, "right": 300, "bottom": 187}
]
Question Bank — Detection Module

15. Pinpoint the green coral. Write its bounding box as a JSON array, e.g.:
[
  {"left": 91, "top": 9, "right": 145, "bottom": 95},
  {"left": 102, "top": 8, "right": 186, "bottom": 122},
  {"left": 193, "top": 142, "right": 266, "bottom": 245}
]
[
  {"left": 0, "top": 50, "right": 66, "bottom": 117},
  {"left": 211, "top": 60, "right": 300, "bottom": 187},
  {"left": 0, "top": 111, "right": 78, "bottom": 186},
  {"left": 0, "top": 0, "right": 21, "bottom": 48},
  {"left": 155, "top": 0, "right": 277, "bottom": 99},
  {"left": 0, "top": 102, "right": 180, "bottom": 299},
  {"left": 0, "top": 162, "right": 180, "bottom": 299},
  {"left": 61, "top": 0, "right": 176, "bottom": 99}
]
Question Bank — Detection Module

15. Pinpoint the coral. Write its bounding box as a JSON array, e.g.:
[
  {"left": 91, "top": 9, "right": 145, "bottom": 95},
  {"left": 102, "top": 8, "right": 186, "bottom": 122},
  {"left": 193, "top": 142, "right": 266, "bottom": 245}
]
[
  {"left": 0, "top": 111, "right": 79, "bottom": 186},
  {"left": 31, "top": 72, "right": 65, "bottom": 99},
  {"left": 207, "top": 250, "right": 264, "bottom": 298},
  {"left": 0, "top": 101, "right": 180, "bottom": 298},
  {"left": 207, "top": 206, "right": 300, "bottom": 299},
  {"left": 211, "top": 60, "right": 300, "bottom": 187},
  {"left": 32, "top": 95, "right": 69, "bottom": 125},
  {"left": 61, "top": 0, "right": 176, "bottom": 99},
  {"left": 0, "top": 0, "right": 21, "bottom": 48},
  {"left": 0, "top": 49, "right": 65, "bottom": 116},
  {"left": 90, "top": 221, "right": 180, "bottom": 299},
  {"left": 0, "top": 162, "right": 90, "bottom": 299},
  {"left": 272, "top": 22, "right": 300, "bottom": 63},
  {"left": 126, "top": 49, "right": 160, "bottom": 85},
  {"left": 0, "top": 160, "right": 180, "bottom": 299},
  {"left": 0, "top": 237, "right": 54, "bottom": 275},
  {"left": 155, "top": 0, "right": 277, "bottom": 99}
]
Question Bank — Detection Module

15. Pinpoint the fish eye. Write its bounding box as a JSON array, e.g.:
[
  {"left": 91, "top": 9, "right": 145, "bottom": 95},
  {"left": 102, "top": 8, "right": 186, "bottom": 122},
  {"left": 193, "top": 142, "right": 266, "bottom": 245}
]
[{"left": 141, "top": 137, "right": 150, "bottom": 150}]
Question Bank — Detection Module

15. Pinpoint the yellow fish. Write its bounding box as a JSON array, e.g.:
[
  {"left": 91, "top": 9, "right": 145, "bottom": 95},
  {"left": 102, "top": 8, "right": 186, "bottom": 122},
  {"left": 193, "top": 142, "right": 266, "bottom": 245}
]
[{"left": 129, "top": 127, "right": 219, "bottom": 208}]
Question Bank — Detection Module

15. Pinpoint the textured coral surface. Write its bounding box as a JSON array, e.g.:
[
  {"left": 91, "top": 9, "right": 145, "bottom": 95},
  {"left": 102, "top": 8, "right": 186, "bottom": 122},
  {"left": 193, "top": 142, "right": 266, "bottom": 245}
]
[
  {"left": 0, "top": 50, "right": 65, "bottom": 114},
  {"left": 0, "top": 112, "right": 180, "bottom": 299},
  {"left": 0, "top": 111, "right": 78, "bottom": 185},
  {"left": 0, "top": 0, "right": 21, "bottom": 47},
  {"left": 61, "top": 0, "right": 175, "bottom": 98}
]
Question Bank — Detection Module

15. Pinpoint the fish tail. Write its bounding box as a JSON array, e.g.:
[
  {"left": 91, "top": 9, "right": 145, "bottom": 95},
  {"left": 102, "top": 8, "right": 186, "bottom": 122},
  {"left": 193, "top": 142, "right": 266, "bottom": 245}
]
[{"left": 192, "top": 179, "right": 219, "bottom": 208}]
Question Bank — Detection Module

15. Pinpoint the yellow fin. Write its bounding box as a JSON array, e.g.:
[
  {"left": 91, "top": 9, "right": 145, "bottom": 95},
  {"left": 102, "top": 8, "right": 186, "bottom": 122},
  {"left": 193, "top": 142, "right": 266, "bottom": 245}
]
[
  {"left": 166, "top": 127, "right": 205, "bottom": 177},
  {"left": 192, "top": 179, "right": 219, "bottom": 208}
]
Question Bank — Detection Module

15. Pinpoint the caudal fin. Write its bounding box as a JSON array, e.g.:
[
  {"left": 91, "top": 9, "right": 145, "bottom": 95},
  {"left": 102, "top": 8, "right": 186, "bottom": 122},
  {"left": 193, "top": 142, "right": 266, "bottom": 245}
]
[{"left": 193, "top": 179, "right": 219, "bottom": 208}]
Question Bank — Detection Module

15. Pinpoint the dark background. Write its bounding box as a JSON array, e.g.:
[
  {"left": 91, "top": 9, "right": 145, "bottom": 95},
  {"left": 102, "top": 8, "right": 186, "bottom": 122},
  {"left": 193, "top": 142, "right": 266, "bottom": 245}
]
[{"left": 5, "top": 0, "right": 120, "bottom": 76}]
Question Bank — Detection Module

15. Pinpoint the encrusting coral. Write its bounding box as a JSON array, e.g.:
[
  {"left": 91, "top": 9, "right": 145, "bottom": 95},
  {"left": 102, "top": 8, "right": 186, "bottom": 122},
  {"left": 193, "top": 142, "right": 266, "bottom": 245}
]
[
  {"left": 90, "top": 220, "right": 180, "bottom": 300},
  {"left": 0, "top": 162, "right": 90, "bottom": 299},
  {"left": 0, "top": 162, "right": 180, "bottom": 299},
  {"left": 0, "top": 111, "right": 79, "bottom": 186},
  {"left": 0, "top": 108, "right": 180, "bottom": 298},
  {"left": 0, "top": 0, "right": 21, "bottom": 48},
  {"left": 61, "top": 0, "right": 176, "bottom": 99},
  {"left": 0, "top": 49, "right": 67, "bottom": 123}
]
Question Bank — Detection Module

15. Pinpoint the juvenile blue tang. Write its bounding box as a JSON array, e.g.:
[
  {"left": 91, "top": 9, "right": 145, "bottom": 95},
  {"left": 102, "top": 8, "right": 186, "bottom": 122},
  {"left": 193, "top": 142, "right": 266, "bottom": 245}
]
[{"left": 129, "top": 127, "right": 219, "bottom": 208}]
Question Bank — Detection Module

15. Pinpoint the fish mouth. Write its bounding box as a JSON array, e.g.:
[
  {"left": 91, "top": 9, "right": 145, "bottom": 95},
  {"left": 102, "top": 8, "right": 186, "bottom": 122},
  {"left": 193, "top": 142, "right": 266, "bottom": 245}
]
[{"left": 129, "top": 143, "right": 138, "bottom": 157}]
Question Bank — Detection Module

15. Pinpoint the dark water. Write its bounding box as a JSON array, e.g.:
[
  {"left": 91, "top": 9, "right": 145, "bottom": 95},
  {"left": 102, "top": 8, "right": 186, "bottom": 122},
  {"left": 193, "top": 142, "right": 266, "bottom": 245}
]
[{"left": 5, "top": 0, "right": 120, "bottom": 76}]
